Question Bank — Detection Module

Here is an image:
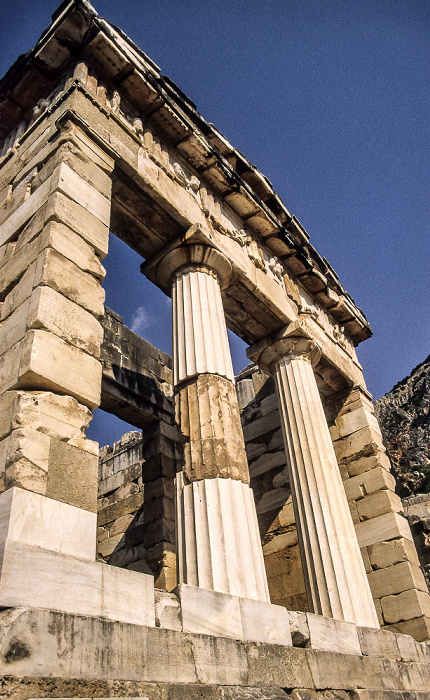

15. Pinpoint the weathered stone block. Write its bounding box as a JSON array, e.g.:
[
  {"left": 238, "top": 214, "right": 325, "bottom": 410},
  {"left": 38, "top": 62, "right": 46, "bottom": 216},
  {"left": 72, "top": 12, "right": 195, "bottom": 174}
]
[
  {"left": 381, "top": 588, "right": 430, "bottom": 624},
  {"left": 333, "top": 426, "right": 385, "bottom": 462},
  {"left": 287, "top": 610, "right": 310, "bottom": 647},
  {"left": 347, "top": 452, "right": 392, "bottom": 477},
  {"left": 305, "top": 613, "right": 361, "bottom": 655},
  {"left": 178, "top": 584, "right": 243, "bottom": 640},
  {"left": 355, "top": 511, "right": 413, "bottom": 548},
  {"left": 368, "top": 561, "right": 428, "bottom": 599},
  {"left": 27, "top": 285, "right": 104, "bottom": 357},
  {"left": 357, "top": 490, "right": 403, "bottom": 521},
  {"left": 357, "top": 625, "right": 400, "bottom": 659},
  {"left": 46, "top": 438, "right": 98, "bottom": 512},
  {"left": 154, "top": 589, "right": 182, "bottom": 631},
  {"left": 239, "top": 597, "right": 292, "bottom": 646},
  {"left": 368, "top": 538, "right": 420, "bottom": 570},
  {"left": 343, "top": 467, "right": 396, "bottom": 502},
  {"left": 34, "top": 247, "right": 105, "bottom": 319},
  {"left": 17, "top": 329, "right": 102, "bottom": 409}
]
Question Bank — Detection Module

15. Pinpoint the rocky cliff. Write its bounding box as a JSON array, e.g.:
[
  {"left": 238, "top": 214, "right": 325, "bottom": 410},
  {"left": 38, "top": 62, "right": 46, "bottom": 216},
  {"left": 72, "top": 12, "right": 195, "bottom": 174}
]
[{"left": 375, "top": 354, "right": 430, "bottom": 497}]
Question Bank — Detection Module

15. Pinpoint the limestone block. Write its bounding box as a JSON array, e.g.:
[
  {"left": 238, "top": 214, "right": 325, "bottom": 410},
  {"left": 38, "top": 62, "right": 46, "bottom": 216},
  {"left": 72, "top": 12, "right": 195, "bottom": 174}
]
[
  {"left": 31, "top": 221, "right": 105, "bottom": 279},
  {"left": 154, "top": 589, "right": 182, "bottom": 631},
  {"left": 1, "top": 426, "right": 51, "bottom": 474},
  {"left": 46, "top": 439, "right": 98, "bottom": 512},
  {"left": 393, "top": 631, "right": 428, "bottom": 663},
  {"left": 0, "top": 487, "right": 96, "bottom": 560},
  {"left": 0, "top": 340, "right": 23, "bottom": 394},
  {"left": 355, "top": 512, "right": 413, "bottom": 548},
  {"left": 333, "top": 425, "right": 385, "bottom": 462},
  {"left": 97, "top": 532, "right": 124, "bottom": 558},
  {"left": 263, "top": 530, "right": 298, "bottom": 556},
  {"left": 381, "top": 589, "right": 430, "bottom": 624},
  {"left": 0, "top": 540, "right": 155, "bottom": 626},
  {"left": 239, "top": 597, "right": 292, "bottom": 645},
  {"left": 17, "top": 329, "right": 102, "bottom": 409},
  {"left": 178, "top": 584, "right": 243, "bottom": 639},
  {"left": 305, "top": 613, "right": 361, "bottom": 655},
  {"left": 27, "top": 285, "right": 104, "bottom": 357},
  {"left": 0, "top": 297, "right": 30, "bottom": 351},
  {"left": 347, "top": 452, "right": 392, "bottom": 477},
  {"left": 357, "top": 626, "right": 400, "bottom": 659},
  {"left": 33, "top": 248, "right": 105, "bottom": 319},
  {"left": 368, "top": 538, "right": 420, "bottom": 570},
  {"left": 1, "top": 264, "right": 36, "bottom": 321},
  {"left": 391, "top": 616, "right": 430, "bottom": 643},
  {"left": 287, "top": 610, "right": 310, "bottom": 647},
  {"left": 0, "top": 392, "right": 15, "bottom": 440},
  {"left": 357, "top": 490, "right": 403, "bottom": 521},
  {"left": 6, "top": 390, "right": 92, "bottom": 440},
  {"left": 44, "top": 190, "right": 110, "bottom": 258},
  {"left": 367, "top": 561, "right": 428, "bottom": 599},
  {"left": 343, "top": 467, "right": 396, "bottom": 502},
  {"left": 39, "top": 138, "right": 113, "bottom": 199},
  {"left": 335, "top": 406, "right": 381, "bottom": 438}
]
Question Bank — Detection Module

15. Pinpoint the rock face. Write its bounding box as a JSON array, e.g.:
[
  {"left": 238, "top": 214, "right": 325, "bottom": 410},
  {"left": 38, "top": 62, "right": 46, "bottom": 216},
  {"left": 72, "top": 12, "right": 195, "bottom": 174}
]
[{"left": 374, "top": 354, "right": 430, "bottom": 497}]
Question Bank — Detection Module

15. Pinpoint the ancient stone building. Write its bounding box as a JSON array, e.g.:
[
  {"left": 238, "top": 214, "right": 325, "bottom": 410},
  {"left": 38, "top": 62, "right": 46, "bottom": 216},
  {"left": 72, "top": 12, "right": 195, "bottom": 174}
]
[{"left": 0, "top": 1, "right": 430, "bottom": 697}]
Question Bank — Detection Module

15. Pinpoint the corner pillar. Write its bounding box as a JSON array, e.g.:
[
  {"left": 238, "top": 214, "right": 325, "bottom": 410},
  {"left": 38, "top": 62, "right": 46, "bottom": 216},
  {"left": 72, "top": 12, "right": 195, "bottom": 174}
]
[{"left": 249, "top": 330, "right": 379, "bottom": 627}]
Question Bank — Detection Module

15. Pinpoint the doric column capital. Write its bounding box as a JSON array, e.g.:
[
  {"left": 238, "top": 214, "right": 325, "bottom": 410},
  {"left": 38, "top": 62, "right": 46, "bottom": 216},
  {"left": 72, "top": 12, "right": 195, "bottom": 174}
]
[
  {"left": 247, "top": 324, "right": 321, "bottom": 375},
  {"left": 141, "top": 224, "right": 232, "bottom": 292}
]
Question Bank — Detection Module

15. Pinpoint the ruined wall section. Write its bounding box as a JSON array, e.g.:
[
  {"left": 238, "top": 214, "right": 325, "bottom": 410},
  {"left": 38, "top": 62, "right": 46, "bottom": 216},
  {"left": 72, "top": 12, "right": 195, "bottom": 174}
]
[{"left": 97, "top": 311, "right": 181, "bottom": 590}]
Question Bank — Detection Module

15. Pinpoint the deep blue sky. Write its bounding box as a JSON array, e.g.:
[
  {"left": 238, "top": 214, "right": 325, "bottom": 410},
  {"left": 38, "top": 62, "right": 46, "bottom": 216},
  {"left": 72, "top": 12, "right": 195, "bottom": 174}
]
[{"left": 1, "top": 1, "right": 429, "bottom": 445}]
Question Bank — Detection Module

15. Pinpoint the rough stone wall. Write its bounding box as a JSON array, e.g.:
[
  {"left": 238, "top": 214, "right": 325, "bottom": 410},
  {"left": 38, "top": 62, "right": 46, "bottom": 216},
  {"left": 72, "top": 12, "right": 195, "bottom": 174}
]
[
  {"left": 97, "top": 311, "right": 181, "bottom": 590},
  {"left": 375, "top": 354, "right": 430, "bottom": 496}
]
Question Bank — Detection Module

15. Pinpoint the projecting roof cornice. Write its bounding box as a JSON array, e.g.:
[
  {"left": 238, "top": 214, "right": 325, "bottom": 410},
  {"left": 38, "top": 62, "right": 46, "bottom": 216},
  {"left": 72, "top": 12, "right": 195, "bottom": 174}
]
[{"left": 0, "top": 0, "right": 372, "bottom": 343}]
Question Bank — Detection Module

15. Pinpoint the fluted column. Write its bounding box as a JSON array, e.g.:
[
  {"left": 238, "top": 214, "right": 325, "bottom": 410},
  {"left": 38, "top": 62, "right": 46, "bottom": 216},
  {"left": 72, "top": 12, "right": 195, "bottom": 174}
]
[
  {"left": 144, "top": 234, "right": 270, "bottom": 602},
  {"left": 249, "top": 332, "right": 379, "bottom": 627}
]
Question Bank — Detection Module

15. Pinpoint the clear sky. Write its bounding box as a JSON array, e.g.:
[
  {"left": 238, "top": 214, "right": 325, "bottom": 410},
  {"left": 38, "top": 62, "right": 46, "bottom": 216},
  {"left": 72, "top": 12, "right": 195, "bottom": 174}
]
[{"left": 1, "top": 1, "right": 429, "bottom": 445}]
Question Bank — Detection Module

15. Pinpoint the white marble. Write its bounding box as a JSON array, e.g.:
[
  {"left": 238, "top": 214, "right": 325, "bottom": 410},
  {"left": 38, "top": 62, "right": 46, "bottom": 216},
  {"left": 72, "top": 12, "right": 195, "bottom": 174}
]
[
  {"left": 272, "top": 342, "right": 379, "bottom": 628},
  {"left": 306, "top": 613, "right": 361, "bottom": 655},
  {"left": 176, "top": 474, "right": 270, "bottom": 603},
  {"left": 178, "top": 584, "right": 292, "bottom": 645},
  {"left": 240, "top": 596, "right": 292, "bottom": 646},
  {"left": 0, "top": 487, "right": 96, "bottom": 560},
  {"left": 0, "top": 540, "right": 155, "bottom": 626},
  {"left": 172, "top": 267, "right": 234, "bottom": 385}
]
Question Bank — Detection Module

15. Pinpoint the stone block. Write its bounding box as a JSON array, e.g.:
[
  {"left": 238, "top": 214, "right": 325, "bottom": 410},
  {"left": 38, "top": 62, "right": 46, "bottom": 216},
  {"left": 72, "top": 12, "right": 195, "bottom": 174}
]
[
  {"left": 1, "top": 426, "right": 50, "bottom": 475},
  {"left": 0, "top": 391, "right": 15, "bottom": 440},
  {"left": 390, "top": 616, "right": 430, "bottom": 643},
  {"left": 27, "top": 285, "right": 104, "bottom": 357},
  {"left": 1, "top": 263, "right": 36, "bottom": 320},
  {"left": 46, "top": 438, "right": 98, "bottom": 512},
  {"left": 246, "top": 644, "right": 313, "bottom": 690},
  {"left": 239, "top": 597, "right": 292, "bottom": 645},
  {"left": 178, "top": 584, "right": 243, "bottom": 640},
  {"left": 0, "top": 296, "right": 30, "bottom": 350},
  {"left": 335, "top": 405, "right": 380, "bottom": 438},
  {"left": 44, "top": 190, "right": 110, "bottom": 258},
  {"left": 393, "top": 631, "right": 428, "bottom": 663},
  {"left": 288, "top": 610, "right": 310, "bottom": 647},
  {"left": 343, "top": 467, "right": 396, "bottom": 502},
  {"left": 154, "top": 589, "right": 182, "bottom": 631},
  {"left": 381, "top": 588, "right": 430, "bottom": 624},
  {"left": 98, "top": 492, "right": 143, "bottom": 526},
  {"left": 0, "top": 540, "right": 155, "bottom": 626},
  {"left": 249, "top": 450, "right": 286, "bottom": 477},
  {"left": 189, "top": 633, "right": 249, "bottom": 686},
  {"left": 368, "top": 561, "right": 428, "bottom": 599},
  {"left": 263, "top": 530, "right": 298, "bottom": 555},
  {"left": 347, "top": 453, "right": 392, "bottom": 477},
  {"left": 34, "top": 247, "right": 105, "bottom": 319},
  {"left": 368, "top": 538, "right": 420, "bottom": 570},
  {"left": 0, "top": 486, "right": 96, "bottom": 560},
  {"left": 36, "top": 220, "right": 105, "bottom": 280},
  {"left": 17, "top": 329, "right": 102, "bottom": 409},
  {"left": 355, "top": 512, "right": 413, "bottom": 548},
  {"left": 357, "top": 490, "right": 403, "bottom": 521},
  {"left": 333, "top": 425, "right": 385, "bottom": 462},
  {"left": 305, "top": 613, "right": 361, "bottom": 655},
  {"left": 357, "top": 625, "right": 400, "bottom": 659}
]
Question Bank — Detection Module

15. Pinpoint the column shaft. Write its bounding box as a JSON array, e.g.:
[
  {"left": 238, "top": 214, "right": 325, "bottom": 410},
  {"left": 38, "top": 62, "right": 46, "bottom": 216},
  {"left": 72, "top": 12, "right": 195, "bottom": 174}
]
[
  {"left": 171, "top": 262, "right": 270, "bottom": 602},
  {"left": 275, "top": 352, "right": 379, "bottom": 626}
]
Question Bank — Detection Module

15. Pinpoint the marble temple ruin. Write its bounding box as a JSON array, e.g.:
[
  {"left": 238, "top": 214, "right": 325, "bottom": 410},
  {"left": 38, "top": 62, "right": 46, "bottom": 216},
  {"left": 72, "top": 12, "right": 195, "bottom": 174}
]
[{"left": 0, "top": 1, "right": 429, "bottom": 697}]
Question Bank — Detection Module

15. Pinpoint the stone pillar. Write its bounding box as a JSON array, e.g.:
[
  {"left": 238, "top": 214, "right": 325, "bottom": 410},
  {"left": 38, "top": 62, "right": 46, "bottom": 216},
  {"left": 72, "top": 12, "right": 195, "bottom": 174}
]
[
  {"left": 0, "top": 115, "right": 155, "bottom": 625},
  {"left": 330, "top": 385, "right": 430, "bottom": 640},
  {"left": 249, "top": 331, "right": 379, "bottom": 627},
  {"left": 145, "top": 237, "right": 270, "bottom": 602}
]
